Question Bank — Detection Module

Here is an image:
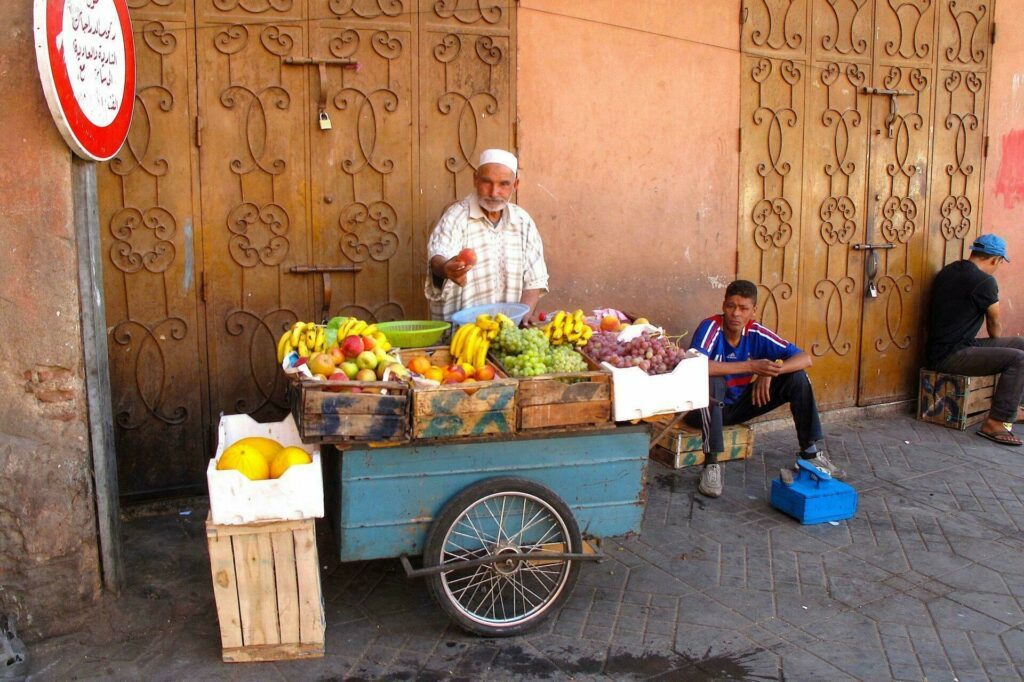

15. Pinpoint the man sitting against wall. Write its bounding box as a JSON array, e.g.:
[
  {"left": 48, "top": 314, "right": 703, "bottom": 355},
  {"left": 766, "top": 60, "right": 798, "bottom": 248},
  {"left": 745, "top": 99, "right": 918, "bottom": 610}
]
[
  {"left": 685, "top": 280, "right": 845, "bottom": 498},
  {"left": 925, "top": 234, "right": 1024, "bottom": 446}
]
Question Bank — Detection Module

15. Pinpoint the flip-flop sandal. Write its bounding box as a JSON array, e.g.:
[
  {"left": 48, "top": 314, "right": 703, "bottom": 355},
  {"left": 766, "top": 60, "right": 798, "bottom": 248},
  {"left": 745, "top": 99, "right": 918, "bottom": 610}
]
[{"left": 977, "top": 429, "right": 1023, "bottom": 446}]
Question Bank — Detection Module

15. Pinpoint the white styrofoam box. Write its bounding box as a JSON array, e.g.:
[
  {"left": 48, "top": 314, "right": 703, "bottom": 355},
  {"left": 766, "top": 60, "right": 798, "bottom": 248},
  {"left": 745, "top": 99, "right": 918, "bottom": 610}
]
[
  {"left": 602, "top": 351, "right": 709, "bottom": 421},
  {"left": 207, "top": 413, "right": 324, "bottom": 525}
]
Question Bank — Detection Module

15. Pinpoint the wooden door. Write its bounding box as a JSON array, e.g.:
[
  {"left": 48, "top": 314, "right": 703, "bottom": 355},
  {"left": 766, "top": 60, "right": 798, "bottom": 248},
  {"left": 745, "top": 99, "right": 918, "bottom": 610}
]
[
  {"left": 99, "top": 0, "right": 517, "bottom": 498},
  {"left": 97, "top": 0, "right": 208, "bottom": 499},
  {"left": 740, "top": 0, "right": 994, "bottom": 408},
  {"left": 195, "top": 1, "right": 313, "bottom": 422}
]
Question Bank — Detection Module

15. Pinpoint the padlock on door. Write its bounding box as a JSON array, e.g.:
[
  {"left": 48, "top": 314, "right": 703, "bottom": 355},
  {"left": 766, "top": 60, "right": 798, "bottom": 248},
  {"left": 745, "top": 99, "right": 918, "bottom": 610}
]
[{"left": 318, "top": 110, "right": 332, "bottom": 130}]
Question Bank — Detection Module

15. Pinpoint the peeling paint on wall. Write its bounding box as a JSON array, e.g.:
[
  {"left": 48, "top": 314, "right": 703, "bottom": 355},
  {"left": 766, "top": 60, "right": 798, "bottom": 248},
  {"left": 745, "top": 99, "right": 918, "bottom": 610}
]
[{"left": 995, "top": 129, "right": 1024, "bottom": 209}]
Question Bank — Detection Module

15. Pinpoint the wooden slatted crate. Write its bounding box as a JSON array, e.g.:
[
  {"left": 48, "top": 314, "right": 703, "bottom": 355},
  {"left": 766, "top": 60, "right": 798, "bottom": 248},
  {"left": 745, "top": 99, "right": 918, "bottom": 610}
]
[
  {"left": 514, "top": 372, "right": 612, "bottom": 430},
  {"left": 648, "top": 414, "right": 754, "bottom": 468},
  {"left": 918, "top": 370, "right": 997, "bottom": 430},
  {"left": 288, "top": 378, "right": 410, "bottom": 444},
  {"left": 206, "top": 515, "right": 325, "bottom": 662},
  {"left": 399, "top": 347, "right": 518, "bottom": 439}
]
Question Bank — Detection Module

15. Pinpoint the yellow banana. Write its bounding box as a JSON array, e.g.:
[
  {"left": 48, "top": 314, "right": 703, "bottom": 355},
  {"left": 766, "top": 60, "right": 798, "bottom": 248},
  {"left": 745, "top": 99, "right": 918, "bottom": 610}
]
[
  {"left": 277, "top": 331, "right": 292, "bottom": 363},
  {"left": 298, "top": 338, "right": 310, "bottom": 357},
  {"left": 450, "top": 324, "right": 469, "bottom": 357},
  {"left": 496, "top": 313, "right": 513, "bottom": 329},
  {"left": 474, "top": 336, "right": 489, "bottom": 369},
  {"left": 552, "top": 310, "right": 566, "bottom": 329},
  {"left": 289, "top": 321, "right": 308, "bottom": 347},
  {"left": 462, "top": 326, "right": 481, "bottom": 365},
  {"left": 314, "top": 325, "right": 326, "bottom": 352},
  {"left": 350, "top": 320, "right": 367, "bottom": 336},
  {"left": 305, "top": 327, "right": 318, "bottom": 348},
  {"left": 365, "top": 324, "right": 377, "bottom": 335}
]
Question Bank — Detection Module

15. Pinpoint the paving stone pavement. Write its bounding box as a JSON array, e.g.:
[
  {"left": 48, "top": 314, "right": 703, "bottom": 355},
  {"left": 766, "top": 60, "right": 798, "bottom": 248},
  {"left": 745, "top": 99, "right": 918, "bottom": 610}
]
[{"left": 22, "top": 414, "right": 1024, "bottom": 681}]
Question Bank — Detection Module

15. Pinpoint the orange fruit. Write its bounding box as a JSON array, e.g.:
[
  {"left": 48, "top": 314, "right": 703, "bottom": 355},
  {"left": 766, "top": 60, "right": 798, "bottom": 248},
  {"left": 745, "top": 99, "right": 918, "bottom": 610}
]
[
  {"left": 217, "top": 444, "right": 270, "bottom": 481},
  {"left": 475, "top": 365, "right": 495, "bottom": 381},
  {"left": 270, "top": 446, "right": 313, "bottom": 479},
  {"left": 308, "top": 352, "right": 336, "bottom": 376},
  {"left": 408, "top": 356, "right": 432, "bottom": 374},
  {"left": 600, "top": 315, "right": 620, "bottom": 332},
  {"left": 424, "top": 366, "right": 444, "bottom": 382}
]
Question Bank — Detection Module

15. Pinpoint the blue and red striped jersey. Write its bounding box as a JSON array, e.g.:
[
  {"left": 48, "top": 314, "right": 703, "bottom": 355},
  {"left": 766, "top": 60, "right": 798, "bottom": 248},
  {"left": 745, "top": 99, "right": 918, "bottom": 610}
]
[{"left": 689, "top": 315, "right": 802, "bottom": 405}]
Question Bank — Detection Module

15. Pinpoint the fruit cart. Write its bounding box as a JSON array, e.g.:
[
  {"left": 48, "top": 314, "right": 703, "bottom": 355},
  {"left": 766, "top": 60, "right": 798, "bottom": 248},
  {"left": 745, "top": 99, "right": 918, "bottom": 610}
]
[
  {"left": 275, "top": 308, "right": 706, "bottom": 637},
  {"left": 319, "top": 424, "right": 650, "bottom": 637}
]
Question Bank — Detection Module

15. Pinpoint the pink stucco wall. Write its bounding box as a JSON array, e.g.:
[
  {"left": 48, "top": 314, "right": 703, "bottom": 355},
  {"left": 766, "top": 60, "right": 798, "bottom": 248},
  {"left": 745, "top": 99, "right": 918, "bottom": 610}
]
[
  {"left": 983, "top": 4, "right": 1024, "bottom": 334},
  {"left": 0, "top": 2, "right": 101, "bottom": 640},
  {"left": 516, "top": 1, "right": 740, "bottom": 337}
]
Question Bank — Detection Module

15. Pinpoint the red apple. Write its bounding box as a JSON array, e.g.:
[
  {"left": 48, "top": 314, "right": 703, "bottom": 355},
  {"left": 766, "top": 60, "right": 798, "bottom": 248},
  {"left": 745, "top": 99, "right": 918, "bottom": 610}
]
[
  {"left": 361, "top": 334, "right": 376, "bottom": 351},
  {"left": 458, "top": 248, "right": 477, "bottom": 266},
  {"left": 341, "top": 334, "right": 364, "bottom": 359},
  {"left": 326, "top": 372, "right": 348, "bottom": 392},
  {"left": 329, "top": 346, "right": 345, "bottom": 365}
]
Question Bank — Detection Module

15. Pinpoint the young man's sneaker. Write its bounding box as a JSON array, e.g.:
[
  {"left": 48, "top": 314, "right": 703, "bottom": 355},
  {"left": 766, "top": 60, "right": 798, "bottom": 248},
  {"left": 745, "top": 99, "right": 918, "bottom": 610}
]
[
  {"left": 699, "top": 463, "right": 724, "bottom": 497},
  {"left": 802, "top": 452, "right": 846, "bottom": 480}
]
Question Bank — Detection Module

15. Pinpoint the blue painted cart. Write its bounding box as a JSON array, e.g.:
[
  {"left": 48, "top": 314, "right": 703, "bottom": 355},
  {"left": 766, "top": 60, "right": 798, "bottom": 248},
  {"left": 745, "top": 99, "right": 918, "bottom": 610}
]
[{"left": 323, "top": 424, "right": 650, "bottom": 637}]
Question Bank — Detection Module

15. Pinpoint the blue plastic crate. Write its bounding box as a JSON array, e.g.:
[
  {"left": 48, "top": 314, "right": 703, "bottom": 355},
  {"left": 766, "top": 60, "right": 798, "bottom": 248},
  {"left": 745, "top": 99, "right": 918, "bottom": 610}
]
[{"left": 770, "top": 459, "right": 857, "bottom": 524}]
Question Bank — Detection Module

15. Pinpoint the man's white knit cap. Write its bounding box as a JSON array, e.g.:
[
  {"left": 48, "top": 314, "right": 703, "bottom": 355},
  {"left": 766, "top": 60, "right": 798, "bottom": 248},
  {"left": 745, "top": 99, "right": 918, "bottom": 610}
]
[{"left": 478, "top": 148, "right": 518, "bottom": 174}]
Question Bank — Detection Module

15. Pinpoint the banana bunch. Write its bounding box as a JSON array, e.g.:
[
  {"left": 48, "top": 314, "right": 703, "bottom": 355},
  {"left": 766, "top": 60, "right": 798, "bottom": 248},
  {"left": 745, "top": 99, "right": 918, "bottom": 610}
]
[
  {"left": 450, "top": 314, "right": 501, "bottom": 369},
  {"left": 277, "top": 321, "right": 327, "bottom": 362},
  {"left": 333, "top": 317, "right": 391, "bottom": 351},
  {"left": 543, "top": 309, "right": 593, "bottom": 346}
]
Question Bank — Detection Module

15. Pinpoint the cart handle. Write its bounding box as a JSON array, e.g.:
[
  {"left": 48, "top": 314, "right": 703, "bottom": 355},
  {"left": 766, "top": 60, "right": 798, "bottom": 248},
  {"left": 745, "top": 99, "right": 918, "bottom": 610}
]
[{"left": 400, "top": 547, "right": 605, "bottom": 579}]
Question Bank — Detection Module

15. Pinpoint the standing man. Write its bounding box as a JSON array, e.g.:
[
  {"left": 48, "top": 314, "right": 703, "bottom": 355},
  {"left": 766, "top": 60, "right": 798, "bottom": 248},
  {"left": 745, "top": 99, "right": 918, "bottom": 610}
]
[
  {"left": 925, "top": 234, "right": 1024, "bottom": 446},
  {"left": 425, "top": 149, "right": 548, "bottom": 322},
  {"left": 686, "top": 280, "right": 844, "bottom": 498}
]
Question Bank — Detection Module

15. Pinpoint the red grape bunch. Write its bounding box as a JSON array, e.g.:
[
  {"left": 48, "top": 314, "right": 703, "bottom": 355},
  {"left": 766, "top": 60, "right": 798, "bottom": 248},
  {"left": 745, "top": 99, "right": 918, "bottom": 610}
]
[{"left": 586, "top": 331, "right": 688, "bottom": 375}]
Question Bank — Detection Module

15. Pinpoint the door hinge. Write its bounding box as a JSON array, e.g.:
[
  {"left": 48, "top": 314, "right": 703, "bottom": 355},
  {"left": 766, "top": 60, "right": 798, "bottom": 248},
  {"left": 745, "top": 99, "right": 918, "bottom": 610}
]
[
  {"left": 991, "top": 22, "right": 996, "bottom": 45},
  {"left": 738, "top": 127, "right": 742, "bottom": 153},
  {"left": 200, "top": 271, "right": 208, "bottom": 303},
  {"left": 513, "top": 119, "right": 520, "bottom": 154},
  {"left": 984, "top": 135, "right": 990, "bottom": 158},
  {"left": 194, "top": 114, "right": 203, "bottom": 148}
]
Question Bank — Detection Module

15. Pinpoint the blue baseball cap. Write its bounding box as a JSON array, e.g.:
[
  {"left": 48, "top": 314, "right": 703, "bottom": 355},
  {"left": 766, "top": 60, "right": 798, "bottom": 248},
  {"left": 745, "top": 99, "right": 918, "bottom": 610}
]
[{"left": 971, "top": 234, "right": 1009, "bottom": 262}]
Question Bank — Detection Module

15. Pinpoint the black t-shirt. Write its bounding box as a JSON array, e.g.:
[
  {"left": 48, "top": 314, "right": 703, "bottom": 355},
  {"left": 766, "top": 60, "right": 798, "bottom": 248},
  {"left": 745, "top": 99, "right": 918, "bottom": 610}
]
[{"left": 925, "top": 259, "right": 998, "bottom": 368}]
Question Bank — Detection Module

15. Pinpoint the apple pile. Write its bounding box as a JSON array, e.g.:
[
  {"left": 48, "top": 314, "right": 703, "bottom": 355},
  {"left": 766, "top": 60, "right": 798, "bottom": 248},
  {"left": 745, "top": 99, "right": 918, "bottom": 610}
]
[{"left": 304, "top": 333, "right": 409, "bottom": 393}]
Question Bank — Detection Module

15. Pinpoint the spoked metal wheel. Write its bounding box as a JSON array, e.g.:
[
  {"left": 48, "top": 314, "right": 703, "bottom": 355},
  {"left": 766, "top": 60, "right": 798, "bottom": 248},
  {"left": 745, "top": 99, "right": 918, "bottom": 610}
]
[{"left": 424, "top": 477, "right": 583, "bottom": 637}]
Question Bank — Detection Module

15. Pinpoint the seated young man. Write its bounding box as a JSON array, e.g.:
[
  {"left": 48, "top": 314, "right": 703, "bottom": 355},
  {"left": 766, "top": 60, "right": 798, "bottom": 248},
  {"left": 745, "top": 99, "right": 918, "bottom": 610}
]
[
  {"left": 925, "top": 233, "right": 1024, "bottom": 446},
  {"left": 685, "top": 280, "right": 844, "bottom": 498}
]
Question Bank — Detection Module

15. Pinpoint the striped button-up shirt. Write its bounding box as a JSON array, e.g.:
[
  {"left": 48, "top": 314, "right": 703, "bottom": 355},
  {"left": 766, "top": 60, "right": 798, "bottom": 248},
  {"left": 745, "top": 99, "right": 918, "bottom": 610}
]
[{"left": 425, "top": 193, "right": 549, "bottom": 321}]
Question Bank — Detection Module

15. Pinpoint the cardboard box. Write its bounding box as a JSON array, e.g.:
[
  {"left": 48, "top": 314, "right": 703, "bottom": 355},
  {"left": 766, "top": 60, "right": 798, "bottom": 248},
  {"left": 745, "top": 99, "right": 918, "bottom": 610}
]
[
  {"left": 208, "top": 414, "right": 323, "bottom": 525},
  {"left": 206, "top": 515, "right": 325, "bottom": 662},
  {"left": 600, "top": 351, "right": 709, "bottom": 421}
]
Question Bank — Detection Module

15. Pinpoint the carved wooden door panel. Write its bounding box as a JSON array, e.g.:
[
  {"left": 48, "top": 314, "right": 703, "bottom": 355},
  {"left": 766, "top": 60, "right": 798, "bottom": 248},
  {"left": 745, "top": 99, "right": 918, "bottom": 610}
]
[
  {"left": 925, "top": 1, "right": 993, "bottom": 272},
  {"left": 195, "top": 2, "right": 312, "bottom": 422},
  {"left": 857, "top": 0, "right": 937, "bottom": 404},
  {"left": 98, "top": 0, "right": 209, "bottom": 499},
  {"left": 308, "top": 1, "right": 416, "bottom": 323},
  {"left": 741, "top": 0, "right": 994, "bottom": 408}
]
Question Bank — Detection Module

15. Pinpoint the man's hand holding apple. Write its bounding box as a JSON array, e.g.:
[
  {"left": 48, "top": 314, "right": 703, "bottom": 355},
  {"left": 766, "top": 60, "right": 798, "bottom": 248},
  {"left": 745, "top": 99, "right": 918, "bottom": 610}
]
[{"left": 443, "top": 256, "right": 471, "bottom": 287}]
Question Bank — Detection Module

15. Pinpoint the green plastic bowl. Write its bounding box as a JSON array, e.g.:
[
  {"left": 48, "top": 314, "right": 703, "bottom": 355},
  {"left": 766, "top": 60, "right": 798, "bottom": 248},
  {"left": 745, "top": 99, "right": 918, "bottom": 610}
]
[{"left": 376, "top": 320, "right": 451, "bottom": 348}]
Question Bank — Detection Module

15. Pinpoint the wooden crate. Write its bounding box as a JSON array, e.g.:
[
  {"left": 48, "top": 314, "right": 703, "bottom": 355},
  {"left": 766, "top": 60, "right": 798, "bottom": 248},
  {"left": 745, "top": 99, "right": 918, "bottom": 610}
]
[
  {"left": 648, "top": 414, "right": 754, "bottom": 468},
  {"left": 399, "top": 347, "right": 518, "bottom": 439},
  {"left": 206, "top": 515, "right": 325, "bottom": 662},
  {"left": 288, "top": 377, "right": 410, "bottom": 444},
  {"left": 515, "top": 372, "right": 612, "bottom": 430},
  {"left": 918, "top": 370, "right": 997, "bottom": 430}
]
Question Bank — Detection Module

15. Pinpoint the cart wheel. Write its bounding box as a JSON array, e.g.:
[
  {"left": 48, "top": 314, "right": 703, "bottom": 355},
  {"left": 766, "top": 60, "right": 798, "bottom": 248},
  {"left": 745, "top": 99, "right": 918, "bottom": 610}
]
[{"left": 424, "top": 477, "right": 582, "bottom": 637}]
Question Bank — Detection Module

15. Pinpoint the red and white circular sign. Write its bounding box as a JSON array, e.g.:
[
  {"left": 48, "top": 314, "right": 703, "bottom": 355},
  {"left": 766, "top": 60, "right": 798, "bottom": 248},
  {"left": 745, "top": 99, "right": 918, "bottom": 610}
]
[{"left": 34, "top": 0, "right": 135, "bottom": 161}]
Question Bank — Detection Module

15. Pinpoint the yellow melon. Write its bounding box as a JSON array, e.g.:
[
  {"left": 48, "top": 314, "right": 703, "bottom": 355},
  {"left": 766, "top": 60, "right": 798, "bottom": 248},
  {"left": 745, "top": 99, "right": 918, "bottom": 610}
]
[
  {"left": 225, "top": 436, "right": 283, "bottom": 464},
  {"left": 217, "top": 443, "right": 270, "bottom": 481},
  {"left": 270, "top": 446, "right": 312, "bottom": 479}
]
